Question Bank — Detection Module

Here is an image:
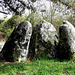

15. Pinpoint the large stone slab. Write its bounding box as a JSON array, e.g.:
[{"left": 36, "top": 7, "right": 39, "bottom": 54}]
[
  {"left": 1, "top": 21, "right": 32, "bottom": 62},
  {"left": 0, "top": 42, "right": 5, "bottom": 52},
  {"left": 59, "top": 21, "right": 75, "bottom": 59},
  {"left": 28, "top": 20, "right": 58, "bottom": 58}
]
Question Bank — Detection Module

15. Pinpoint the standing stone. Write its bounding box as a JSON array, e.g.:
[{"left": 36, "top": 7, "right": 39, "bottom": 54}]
[
  {"left": 28, "top": 20, "right": 58, "bottom": 58},
  {"left": 59, "top": 21, "right": 75, "bottom": 59},
  {"left": 27, "top": 27, "right": 36, "bottom": 59},
  {"left": 1, "top": 21, "right": 32, "bottom": 62}
]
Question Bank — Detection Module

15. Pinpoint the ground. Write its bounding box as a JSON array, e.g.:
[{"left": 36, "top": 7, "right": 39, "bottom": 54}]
[{"left": 0, "top": 56, "right": 75, "bottom": 75}]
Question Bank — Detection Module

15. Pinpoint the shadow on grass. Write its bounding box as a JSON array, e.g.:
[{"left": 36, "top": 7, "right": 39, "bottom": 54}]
[
  {"left": 33, "top": 55, "right": 69, "bottom": 62},
  {"left": 0, "top": 55, "right": 74, "bottom": 75}
]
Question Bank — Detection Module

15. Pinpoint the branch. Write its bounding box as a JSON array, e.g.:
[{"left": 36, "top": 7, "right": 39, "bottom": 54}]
[
  {"left": 59, "top": 1, "right": 71, "bottom": 9},
  {"left": 0, "top": 11, "right": 8, "bottom": 14},
  {"left": 51, "top": 0, "right": 72, "bottom": 9}
]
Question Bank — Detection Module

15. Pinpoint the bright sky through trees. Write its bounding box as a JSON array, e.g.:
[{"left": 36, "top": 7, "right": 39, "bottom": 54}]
[{"left": 0, "top": 0, "right": 74, "bottom": 19}]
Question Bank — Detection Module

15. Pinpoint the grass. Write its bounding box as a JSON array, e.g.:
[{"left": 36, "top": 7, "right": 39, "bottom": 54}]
[{"left": 0, "top": 56, "right": 75, "bottom": 75}]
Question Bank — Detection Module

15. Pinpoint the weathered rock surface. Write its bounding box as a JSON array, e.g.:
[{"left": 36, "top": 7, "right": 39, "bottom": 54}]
[
  {"left": 28, "top": 20, "right": 58, "bottom": 58},
  {"left": 1, "top": 21, "right": 32, "bottom": 62},
  {"left": 59, "top": 21, "right": 75, "bottom": 59},
  {"left": 0, "top": 42, "right": 5, "bottom": 52}
]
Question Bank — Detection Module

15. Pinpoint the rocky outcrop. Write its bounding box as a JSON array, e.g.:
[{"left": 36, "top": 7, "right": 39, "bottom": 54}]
[
  {"left": 1, "top": 21, "right": 32, "bottom": 62},
  {"left": 58, "top": 21, "right": 75, "bottom": 59},
  {"left": 28, "top": 20, "right": 58, "bottom": 58}
]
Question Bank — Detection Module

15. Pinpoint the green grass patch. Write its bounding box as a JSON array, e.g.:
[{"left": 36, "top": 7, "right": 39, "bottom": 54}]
[{"left": 0, "top": 56, "right": 75, "bottom": 75}]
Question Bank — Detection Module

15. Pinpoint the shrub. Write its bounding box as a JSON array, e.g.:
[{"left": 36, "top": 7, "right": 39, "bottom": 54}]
[
  {"left": 0, "top": 17, "right": 5, "bottom": 24},
  {"left": 0, "top": 15, "right": 24, "bottom": 37},
  {"left": 25, "top": 12, "right": 42, "bottom": 26}
]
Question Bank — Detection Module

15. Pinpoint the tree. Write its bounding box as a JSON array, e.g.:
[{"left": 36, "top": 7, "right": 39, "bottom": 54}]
[
  {"left": 0, "top": 0, "right": 36, "bottom": 15},
  {"left": 51, "top": 0, "right": 74, "bottom": 9}
]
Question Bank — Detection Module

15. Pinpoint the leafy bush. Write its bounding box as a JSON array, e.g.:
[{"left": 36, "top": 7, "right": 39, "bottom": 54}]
[
  {"left": 0, "top": 12, "right": 73, "bottom": 37},
  {"left": 0, "top": 15, "right": 24, "bottom": 37},
  {"left": 25, "top": 12, "right": 42, "bottom": 26},
  {"left": 0, "top": 17, "right": 5, "bottom": 24},
  {"left": 0, "top": 13, "right": 42, "bottom": 37},
  {"left": 67, "top": 15, "right": 74, "bottom": 26}
]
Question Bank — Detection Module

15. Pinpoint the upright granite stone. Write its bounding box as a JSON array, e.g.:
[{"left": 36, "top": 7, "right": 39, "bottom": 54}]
[
  {"left": 59, "top": 21, "right": 75, "bottom": 59},
  {"left": 28, "top": 20, "right": 58, "bottom": 58},
  {"left": 27, "top": 27, "right": 36, "bottom": 59},
  {"left": 1, "top": 21, "right": 32, "bottom": 62}
]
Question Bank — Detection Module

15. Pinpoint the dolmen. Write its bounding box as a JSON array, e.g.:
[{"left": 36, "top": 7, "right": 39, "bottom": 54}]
[
  {"left": 28, "top": 20, "right": 58, "bottom": 58},
  {"left": 1, "top": 20, "right": 59, "bottom": 62},
  {"left": 1, "top": 21, "right": 32, "bottom": 62},
  {"left": 58, "top": 21, "right": 75, "bottom": 59},
  {"left": 1, "top": 20, "right": 75, "bottom": 62}
]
